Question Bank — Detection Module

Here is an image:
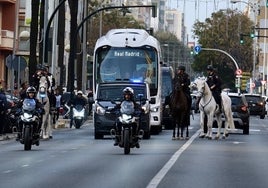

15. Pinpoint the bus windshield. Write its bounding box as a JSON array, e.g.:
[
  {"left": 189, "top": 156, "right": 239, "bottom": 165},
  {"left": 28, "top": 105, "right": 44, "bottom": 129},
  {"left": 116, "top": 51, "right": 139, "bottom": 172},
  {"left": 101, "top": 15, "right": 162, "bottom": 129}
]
[{"left": 95, "top": 46, "right": 158, "bottom": 95}]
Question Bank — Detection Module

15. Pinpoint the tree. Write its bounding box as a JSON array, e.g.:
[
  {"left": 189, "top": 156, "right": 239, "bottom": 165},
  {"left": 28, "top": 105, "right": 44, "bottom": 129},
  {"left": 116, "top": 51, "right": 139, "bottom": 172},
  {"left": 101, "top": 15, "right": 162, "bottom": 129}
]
[
  {"left": 87, "top": 0, "right": 145, "bottom": 55},
  {"left": 154, "top": 31, "right": 193, "bottom": 69},
  {"left": 192, "top": 9, "right": 253, "bottom": 90},
  {"left": 29, "top": 0, "right": 40, "bottom": 84},
  {"left": 67, "top": 0, "right": 78, "bottom": 92}
]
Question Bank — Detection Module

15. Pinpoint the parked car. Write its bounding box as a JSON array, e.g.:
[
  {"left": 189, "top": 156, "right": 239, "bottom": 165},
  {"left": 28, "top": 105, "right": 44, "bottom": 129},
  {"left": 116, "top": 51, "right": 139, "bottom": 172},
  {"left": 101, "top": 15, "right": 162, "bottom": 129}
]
[
  {"left": 244, "top": 94, "right": 266, "bottom": 119},
  {"left": 92, "top": 82, "right": 151, "bottom": 139},
  {"left": 213, "top": 92, "right": 250, "bottom": 135},
  {"left": 160, "top": 65, "right": 174, "bottom": 130}
]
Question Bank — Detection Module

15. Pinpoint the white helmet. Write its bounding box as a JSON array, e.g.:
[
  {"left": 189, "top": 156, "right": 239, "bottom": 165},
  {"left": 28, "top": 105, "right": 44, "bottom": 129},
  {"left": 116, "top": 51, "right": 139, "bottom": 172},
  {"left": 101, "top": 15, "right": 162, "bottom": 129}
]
[
  {"left": 123, "top": 87, "right": 134, "bottom": 95},
  {"left": 77, "top": 90, "right": 83, "bottom": 95}
]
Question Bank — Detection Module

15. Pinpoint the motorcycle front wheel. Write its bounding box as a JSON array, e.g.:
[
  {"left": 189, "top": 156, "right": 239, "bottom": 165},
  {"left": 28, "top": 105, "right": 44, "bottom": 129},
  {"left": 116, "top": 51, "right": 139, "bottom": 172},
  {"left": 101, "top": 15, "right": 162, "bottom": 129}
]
[
  {"left": 124, "top": 130, "right": 130, "bottom": 154},
  {"left": 74, "top": 119, "right": 83, "bottom": 129},
  {"left": 24, "top": 127, "right": 32, "bottom": 151}
]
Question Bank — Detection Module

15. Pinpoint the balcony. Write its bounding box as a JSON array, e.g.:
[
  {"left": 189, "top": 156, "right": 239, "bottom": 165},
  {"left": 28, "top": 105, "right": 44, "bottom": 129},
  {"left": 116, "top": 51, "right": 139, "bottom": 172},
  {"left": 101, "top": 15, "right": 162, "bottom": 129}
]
[
  {"left": 0, "top": 30, "right": 14, "bottom": 51},
  {"left": 0, "top": 0, "right": 16, "bottom": 4}
]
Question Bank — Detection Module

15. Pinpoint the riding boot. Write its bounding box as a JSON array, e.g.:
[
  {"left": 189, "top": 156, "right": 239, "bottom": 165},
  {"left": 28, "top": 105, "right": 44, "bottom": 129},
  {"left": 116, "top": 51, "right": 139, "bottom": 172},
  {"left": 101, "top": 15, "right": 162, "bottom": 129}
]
[
  {"left": 114, "top": 135, "right": 119, "bottom": 146},
  {"left": 195, "top": 97, "right": 201, "bottom": 111},
  {"left": 219, "top": 103, "right": 222, "bottom": 113},
  {"left": 16, "top": 132, "right": 21, "bottom": 141}
]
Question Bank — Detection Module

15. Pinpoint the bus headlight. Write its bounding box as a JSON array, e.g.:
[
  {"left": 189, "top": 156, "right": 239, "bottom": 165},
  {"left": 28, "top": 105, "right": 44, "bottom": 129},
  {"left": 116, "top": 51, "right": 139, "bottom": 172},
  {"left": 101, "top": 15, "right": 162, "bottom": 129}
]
[{"left": 151, "top": 107, "right": 159, "bottom": 112}]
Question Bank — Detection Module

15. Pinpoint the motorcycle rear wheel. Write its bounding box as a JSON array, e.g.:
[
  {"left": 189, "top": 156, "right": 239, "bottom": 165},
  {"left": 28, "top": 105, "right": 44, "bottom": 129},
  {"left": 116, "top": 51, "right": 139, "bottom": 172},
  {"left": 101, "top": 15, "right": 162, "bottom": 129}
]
[
  {"left": 24, "top": 127, "right": 32, "bottom": 151},
  {"left": 124, "top": 130, "right": 130, "bottom": 154}
]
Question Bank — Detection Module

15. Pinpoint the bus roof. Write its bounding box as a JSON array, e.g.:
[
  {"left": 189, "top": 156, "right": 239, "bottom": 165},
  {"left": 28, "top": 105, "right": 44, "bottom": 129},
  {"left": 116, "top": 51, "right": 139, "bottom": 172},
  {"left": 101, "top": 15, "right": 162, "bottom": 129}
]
[{"left": 94, "top": 28, "right": 160, "bottom": 50}]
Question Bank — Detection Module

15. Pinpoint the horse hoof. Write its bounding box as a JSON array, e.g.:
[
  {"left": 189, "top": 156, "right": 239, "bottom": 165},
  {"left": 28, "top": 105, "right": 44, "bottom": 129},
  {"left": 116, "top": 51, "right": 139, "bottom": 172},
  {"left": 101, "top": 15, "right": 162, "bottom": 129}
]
[
  {"left": 222, "top": 136, "right": 226, "bottom": 139},
  {"left": 185, "top": 137, "right": 189, "bottom": 140},
  {"left": 172, "top": 137, "right": 176, "bottom": 140},
  {"left": 207, "top": 137, "right": 212, "bottom": 140},
  {"left": 199, "top": 135, "right": 205, "bottom": 138},
  {"left": 214, "top": 136, "right": 220, "bottom": 140}
]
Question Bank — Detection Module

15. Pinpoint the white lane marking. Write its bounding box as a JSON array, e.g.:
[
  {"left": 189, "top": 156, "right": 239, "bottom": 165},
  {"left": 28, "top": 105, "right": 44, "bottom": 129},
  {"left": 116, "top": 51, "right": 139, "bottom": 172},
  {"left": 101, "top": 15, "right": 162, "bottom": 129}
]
[{"left": 146, "top": 129, "right": 200, "bottom": 188}]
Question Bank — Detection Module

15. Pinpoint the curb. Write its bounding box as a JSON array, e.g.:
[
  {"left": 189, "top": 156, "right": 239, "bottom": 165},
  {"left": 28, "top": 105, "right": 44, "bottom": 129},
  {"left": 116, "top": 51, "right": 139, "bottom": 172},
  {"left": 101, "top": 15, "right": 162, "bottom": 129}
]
[
  {"left": 0, "top": 117, "right": 93, "bottom": 141},
  {"left": 0, "top": 134, "right": 17, "bottom": 141}
]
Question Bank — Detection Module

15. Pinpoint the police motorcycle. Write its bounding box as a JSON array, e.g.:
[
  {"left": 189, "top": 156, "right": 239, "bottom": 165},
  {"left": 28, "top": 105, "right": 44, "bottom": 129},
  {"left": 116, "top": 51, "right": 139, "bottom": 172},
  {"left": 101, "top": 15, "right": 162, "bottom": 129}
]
[
  {"left": 110, "top": 98, "right": 144, "bottom": 155},
  {"left": 72, "top": 104, "right": 85, "bottom": 129},
  {"left": 16, "top": 99, "right": 42, "bottom": 150}
]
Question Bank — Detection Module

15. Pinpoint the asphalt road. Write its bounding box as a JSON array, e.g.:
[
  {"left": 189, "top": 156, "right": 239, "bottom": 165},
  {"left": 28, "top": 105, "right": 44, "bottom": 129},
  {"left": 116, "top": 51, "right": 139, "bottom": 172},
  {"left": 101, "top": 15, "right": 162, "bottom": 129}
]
[{"left": 0, "top": 114, "right": 268, "bottom": 188}]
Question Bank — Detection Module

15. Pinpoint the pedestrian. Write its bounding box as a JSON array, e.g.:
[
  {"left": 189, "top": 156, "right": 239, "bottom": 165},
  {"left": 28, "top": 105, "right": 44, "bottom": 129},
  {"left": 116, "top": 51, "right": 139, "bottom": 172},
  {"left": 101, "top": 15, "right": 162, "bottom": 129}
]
[
  {"left": 87, "top": 89, "right": 93, "bottom": 115},
  {"left": 0, "top": 88, "right": 8, "bottom": 135},
  {"left": 53, "top": 88, "right": 62, "bottom": 124},
  {"left": 19, "top": 82, "right": 28, "bottom": 100}
]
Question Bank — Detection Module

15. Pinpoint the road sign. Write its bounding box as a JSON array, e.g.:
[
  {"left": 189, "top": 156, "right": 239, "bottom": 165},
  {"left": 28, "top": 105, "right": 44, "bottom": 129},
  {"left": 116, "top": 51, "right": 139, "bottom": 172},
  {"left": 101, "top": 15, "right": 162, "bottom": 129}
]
[
  {"left": 235, "top": 69, "right": 242, "bottom": 75},
  {"left": 194, "top": 46, "right": 201, "bottom": 53}
]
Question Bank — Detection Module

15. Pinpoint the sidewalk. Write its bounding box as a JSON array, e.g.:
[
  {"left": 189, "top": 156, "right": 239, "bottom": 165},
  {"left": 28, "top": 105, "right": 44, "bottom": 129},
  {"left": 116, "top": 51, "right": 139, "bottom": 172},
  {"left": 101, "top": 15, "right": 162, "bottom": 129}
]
[
  {"left": 0, "top": 116, "right": 93, "bottom": 141},
  {"left": 0, "top": 133, "right": 16, "bottom": 141}
]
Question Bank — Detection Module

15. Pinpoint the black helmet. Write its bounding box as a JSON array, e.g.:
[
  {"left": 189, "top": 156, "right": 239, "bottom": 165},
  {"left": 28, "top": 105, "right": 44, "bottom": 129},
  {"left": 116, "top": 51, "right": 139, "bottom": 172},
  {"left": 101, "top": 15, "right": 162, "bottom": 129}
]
[
  {"left": 26, "top": 86, "right": 36, "bottom": 94},
  {"left": 207, "top": 65, "right": 214, "bottom": 71},
  {"left": 178, "top": 65, "right": 185, "bottom": 71}
]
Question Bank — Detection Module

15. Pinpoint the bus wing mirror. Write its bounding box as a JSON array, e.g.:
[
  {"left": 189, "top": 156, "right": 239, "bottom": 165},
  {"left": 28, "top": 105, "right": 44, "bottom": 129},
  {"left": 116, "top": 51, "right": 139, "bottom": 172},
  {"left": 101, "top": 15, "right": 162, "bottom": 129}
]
[{"left": 150, "top": 98, "right": 156, "bottom": 104}]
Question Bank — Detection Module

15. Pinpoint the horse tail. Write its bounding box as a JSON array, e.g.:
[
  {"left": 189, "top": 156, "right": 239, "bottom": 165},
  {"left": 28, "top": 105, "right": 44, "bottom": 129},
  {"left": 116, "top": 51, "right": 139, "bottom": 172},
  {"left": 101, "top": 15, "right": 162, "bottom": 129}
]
[{"left": 221, "top": 93, "right": 235, "bottom": 129}]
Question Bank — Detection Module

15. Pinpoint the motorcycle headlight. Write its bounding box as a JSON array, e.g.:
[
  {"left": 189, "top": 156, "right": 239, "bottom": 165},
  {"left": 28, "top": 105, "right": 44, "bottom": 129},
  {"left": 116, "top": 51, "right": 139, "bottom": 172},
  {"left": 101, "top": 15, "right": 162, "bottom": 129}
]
[{"left": 23, "top": 112, "right": 32, "bottom": 119}]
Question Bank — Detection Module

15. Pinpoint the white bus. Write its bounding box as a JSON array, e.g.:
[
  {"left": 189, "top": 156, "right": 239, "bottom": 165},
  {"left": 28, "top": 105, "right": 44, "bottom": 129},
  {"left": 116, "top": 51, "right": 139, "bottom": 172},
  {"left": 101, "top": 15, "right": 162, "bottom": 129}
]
[{"left": 92, "top": 28, "right": 162, "bottom": 133}]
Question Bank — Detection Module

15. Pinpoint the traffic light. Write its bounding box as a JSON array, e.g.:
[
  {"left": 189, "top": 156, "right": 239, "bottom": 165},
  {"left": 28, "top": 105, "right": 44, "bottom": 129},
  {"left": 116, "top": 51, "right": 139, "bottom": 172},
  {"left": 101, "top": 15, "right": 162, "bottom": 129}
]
[
  {"left": 152, "top": 3, "right": 157, "bottom": 18},
  {"left": 250, "top": 27, "right": 255, "bottom": 38},
  {"left": 190, "top": 46, "right": 195, "bottom": 55},
  {"left": 240, "top": 34, "right": 244, "bottom": 44}
]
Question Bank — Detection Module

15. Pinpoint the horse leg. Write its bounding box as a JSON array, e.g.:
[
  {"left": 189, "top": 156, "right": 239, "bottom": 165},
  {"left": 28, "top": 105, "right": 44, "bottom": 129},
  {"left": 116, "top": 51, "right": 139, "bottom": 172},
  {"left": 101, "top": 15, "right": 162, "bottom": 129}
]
[
  {"left": 199, "top": 112, "right": 206, "bottom": 138},
  {"left": 206, "top": 114, "right": 213, "bottom": 140},
  {"left": 215, "top": 113, "right": 222, "bottom": 140},
  {"left": 42, "top": 113, "right": 49, "bottom": 139},
  {"left": 48, "top": 114, "right": 53, "bottom": 139},
  {"left": 177, "top": 119, "right": 181, "bottom": 139},
  {"left": 186, "top": 112, "right": 190, "bottom": 139},
  {"left": 179, "top": 124, "right": 184, "bottom": 140},
  {"left": 172, "top": 119, "right": 176, "bottom": 140}
]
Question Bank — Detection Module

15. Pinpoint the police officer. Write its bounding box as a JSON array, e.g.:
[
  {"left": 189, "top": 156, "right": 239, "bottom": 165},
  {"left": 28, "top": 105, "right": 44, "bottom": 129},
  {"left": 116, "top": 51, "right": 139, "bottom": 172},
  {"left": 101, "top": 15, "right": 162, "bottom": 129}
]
[
  {"left": 113, "top": 87, "right": 141, "bottom": 147},
  {"left": 206, "top": 65, "right": 222, "bottom": 112},
  {"left": 172, "top": 65, "right": 192, "bottom": 125},
  {"left": 16, "top": 86, "right": 44, "bottom": 142}
]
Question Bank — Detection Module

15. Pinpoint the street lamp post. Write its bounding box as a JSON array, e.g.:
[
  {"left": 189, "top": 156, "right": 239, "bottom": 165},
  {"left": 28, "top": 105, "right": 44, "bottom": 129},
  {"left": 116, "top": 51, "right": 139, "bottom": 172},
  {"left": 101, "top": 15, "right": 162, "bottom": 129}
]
[{"left": 230, "top": 0, "right": 258, "bottom": 94}]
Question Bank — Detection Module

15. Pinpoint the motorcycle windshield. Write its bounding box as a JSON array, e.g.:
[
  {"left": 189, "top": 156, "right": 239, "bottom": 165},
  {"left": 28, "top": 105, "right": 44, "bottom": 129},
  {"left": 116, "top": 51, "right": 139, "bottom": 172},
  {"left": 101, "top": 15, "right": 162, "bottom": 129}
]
[
  {"left": 75, "top": 105, "right": 84, "bottom": 111},
  {"left": 22, "top": 99, "right": 36, "bottom": 111},
  {"left": 120, "top": 101, "right": 134, "bottom": 115}
]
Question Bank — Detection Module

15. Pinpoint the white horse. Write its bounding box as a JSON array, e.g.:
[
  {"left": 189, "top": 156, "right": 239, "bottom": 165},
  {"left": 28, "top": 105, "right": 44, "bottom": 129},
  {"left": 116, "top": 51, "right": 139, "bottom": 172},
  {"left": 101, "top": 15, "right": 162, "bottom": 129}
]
[
  {"left": 193, "top": 77, "right": 235, "bottom": 139},
  {"left": 37, "top": 76, "right": 53, "bottom": 139}
]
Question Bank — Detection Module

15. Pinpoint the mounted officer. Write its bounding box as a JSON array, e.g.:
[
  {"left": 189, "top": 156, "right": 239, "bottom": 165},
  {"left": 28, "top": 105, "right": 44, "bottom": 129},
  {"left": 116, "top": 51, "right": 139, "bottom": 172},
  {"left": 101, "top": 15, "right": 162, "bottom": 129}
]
[
  {"left": 172, "top": 65, "right": 192, "bottom": 125},
  {"left": 206, "top": 65, "right": 222, "bottom": 112}
]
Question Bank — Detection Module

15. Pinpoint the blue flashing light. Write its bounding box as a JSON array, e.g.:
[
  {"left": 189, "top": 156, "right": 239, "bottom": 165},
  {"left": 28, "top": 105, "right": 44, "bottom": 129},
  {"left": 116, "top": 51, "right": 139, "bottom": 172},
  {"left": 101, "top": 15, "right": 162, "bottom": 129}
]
[{"left": 130, "top": 78, "right": 143, "bottom": 83}]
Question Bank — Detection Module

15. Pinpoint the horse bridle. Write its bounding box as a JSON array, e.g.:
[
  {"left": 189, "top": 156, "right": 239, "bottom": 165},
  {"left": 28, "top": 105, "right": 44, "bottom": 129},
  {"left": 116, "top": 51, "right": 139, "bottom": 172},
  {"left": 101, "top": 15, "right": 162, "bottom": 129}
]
[{"left": 196, "top": 82, "right": 213, "bottom": 110}]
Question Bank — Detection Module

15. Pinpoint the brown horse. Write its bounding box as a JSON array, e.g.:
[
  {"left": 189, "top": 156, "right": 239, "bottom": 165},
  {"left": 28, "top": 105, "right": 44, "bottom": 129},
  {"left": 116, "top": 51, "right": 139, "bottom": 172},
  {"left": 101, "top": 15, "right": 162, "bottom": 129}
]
[{"left": 168, "top": 83, "right": 189, "bottom": 140}]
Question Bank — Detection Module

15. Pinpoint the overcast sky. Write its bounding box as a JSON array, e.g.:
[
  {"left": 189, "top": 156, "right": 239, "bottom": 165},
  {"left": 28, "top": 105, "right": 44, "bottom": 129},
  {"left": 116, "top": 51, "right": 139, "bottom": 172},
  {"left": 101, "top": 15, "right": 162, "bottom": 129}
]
[{"left": 168, "top": 0, "right": 247, "bottom": 41}]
